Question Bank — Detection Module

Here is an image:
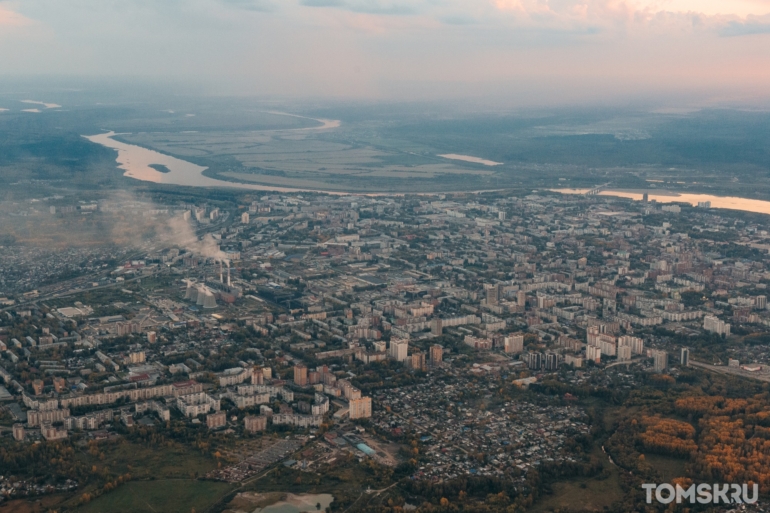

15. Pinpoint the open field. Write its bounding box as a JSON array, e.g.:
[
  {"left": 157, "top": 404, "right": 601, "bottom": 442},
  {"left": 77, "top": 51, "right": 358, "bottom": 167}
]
[
  {"left": 0, "top": 495, "right": 68, "bottom": 513},
  {"left": 530, "top": 446, "right": 624, "bottom": 512},
  {"left": 76, "top": 480, "right": 233, "bottom": 513},
  {"left": 644, "top": 454, "right": 689, "bottom": 482},
  {"left": 75, "top": 441, "right": 219, "bottom": 481},
  {"left": 530, "top": 472, "right": 624, "bottom": 512}
]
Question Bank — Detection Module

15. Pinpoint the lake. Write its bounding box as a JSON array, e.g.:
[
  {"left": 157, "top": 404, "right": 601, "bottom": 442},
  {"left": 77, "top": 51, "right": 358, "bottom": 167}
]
[
  {"left": 439, "top": 154, "right": 503, "bottom": 166},
  {"left": 553, "top": 188, "right": 770, "bottom": 216}
]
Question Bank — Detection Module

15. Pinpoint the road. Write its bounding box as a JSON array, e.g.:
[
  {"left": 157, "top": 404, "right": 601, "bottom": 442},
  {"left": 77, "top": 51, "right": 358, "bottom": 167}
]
[
  {"left": 605, "top": 357, "right": 645, "bottom": 368},
  {"left": 689, "top": 360, "right": 770, "bottom": 382}
]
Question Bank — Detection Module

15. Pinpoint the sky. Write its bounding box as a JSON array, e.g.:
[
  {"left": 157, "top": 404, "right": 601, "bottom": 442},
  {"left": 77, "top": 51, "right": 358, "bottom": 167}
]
[{"left": 1, "top": 0, "right": 770, "bottom": 106}]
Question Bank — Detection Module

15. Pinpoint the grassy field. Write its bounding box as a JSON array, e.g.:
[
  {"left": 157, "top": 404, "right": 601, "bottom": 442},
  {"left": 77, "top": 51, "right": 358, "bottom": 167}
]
[
  {"left": 77, "top": 441, "right": 219, "bottom": 481},
  {"left": 530, "top": 447, "right": 624, "bottom": 513},
  {"left": 644, "top": 454, "right": 688, "bottom": 482},
  {"left": 530, "top": 473, "right": 624, "bottom": 512},
  {"left": 76, "top": 480, "right": 233, "bottom": 513}
]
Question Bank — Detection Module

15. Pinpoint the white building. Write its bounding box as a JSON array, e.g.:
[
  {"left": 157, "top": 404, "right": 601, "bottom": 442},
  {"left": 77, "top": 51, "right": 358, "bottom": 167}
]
[
  {"left": 704, "top": 315, "right": 731, "bottom": 336},
  {"left": 586, "top": 345, "right": 601, "bottom": 363},
  {"left": 177, "top": 392, "right": 220, "bottom": 418},
  {"left": 618, "top": 335, "right": 644, "bottom": 355},
  {"left": 504, "top": 334, "right": 524, "bottom": 354},
  {"left": 653, "top": 350, "right": 668, "bottom": 372},
  {"left": 388, "top": 338, "right": 409, "bottom": 362}
]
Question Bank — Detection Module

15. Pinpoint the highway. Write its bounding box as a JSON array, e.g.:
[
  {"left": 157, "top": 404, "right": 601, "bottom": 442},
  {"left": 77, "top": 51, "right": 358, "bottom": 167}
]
[{"left": 689, "top": 360, "right": 770, "bottom": 383}]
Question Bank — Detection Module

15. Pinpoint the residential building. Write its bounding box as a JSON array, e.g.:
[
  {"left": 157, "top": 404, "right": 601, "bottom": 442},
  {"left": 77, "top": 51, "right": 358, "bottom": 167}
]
[
  {"left": 207, "top": 411, "right": 227, "bottom": 429},
  {"left": 504, "top": 334, "right": 524, "bottom": 354},
  {"left": 294, "top": 363, "right": 308, "bottom": 386},
  {"left": 244, "top": 415, "right": 267, "bottom": 433},
  {"left": 349, "top": 396, "right": 372, "bottom": 419},
  {"left": 704, "top": 315, "right": 731, "bottom": 336}
]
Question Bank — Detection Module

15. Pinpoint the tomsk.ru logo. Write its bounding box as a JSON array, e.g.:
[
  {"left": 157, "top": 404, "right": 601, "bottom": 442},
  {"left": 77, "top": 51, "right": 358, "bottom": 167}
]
[{"left": 642, "top": 483, "right": 759, "bottom": 504}]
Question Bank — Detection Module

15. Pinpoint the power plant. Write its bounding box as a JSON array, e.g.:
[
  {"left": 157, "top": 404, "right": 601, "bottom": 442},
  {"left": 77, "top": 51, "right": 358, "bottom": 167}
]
[{"left": 184, "top": 280, "right": 218, "bottom": 309}]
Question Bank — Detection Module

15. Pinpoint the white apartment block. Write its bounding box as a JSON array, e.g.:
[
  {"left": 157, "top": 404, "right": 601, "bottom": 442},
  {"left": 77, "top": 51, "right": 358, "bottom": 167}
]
[
  {"left": 388, "top": 338, "right": 409, "bottom": 362},
  {"left": 177, "top": 392, "right": 220, "bottom": 418},
  {"left": 504, "top": 334, "right": 524, "bottom": 354},
  {"left": 586, "top": 345, "right": 601, "bottom": 363},
  {"left": 272, "top": 414, "right": 323, "bottom": 428},
  {"left": 704, "top": 315, "right": 731, "bottom": 336},
  {"left": 618, "top": 335, "right": 644, "bottom": 355}
]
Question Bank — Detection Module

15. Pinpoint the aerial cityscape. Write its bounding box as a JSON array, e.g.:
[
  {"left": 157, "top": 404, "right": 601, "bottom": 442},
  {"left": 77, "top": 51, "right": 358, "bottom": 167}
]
[
  {"left": 3, "top": 183, "right": 770, "bottom": 512},
  {"left": 3, "top": 0, "right": 770, "bottom": 512}
]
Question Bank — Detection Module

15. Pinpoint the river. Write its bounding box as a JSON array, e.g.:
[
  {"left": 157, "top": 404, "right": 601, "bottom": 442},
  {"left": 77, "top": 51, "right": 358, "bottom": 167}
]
[
  {"left": 553, "top": 188, "right": 770, "bottom": 216},
  {"left": 84, "top": 125, "right": 347, "bottom": 194}
]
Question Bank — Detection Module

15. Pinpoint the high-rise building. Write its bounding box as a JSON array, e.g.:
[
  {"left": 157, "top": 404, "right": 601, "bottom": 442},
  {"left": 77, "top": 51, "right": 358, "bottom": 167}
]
[
  {"left": 388, "top": 338, "right": 409, "bottom": 362},
  {"left": 504, "top": 334, "right": 524, "bottom": 354},
  {"left": 429, "top": 344, "right": 443, "bottom": 366},
  {"left": 431, "top": 318, "right": 443, "bottom": 336},
  {"left": 680, "top": 347, "right": 690, "bottom": 367},
  {"left": 586, "top": 345, "right": 601, "bottom": 363},
  {"left": 618, "top": 335, "right": 644, "bottom": 355},
  {"left": 756, "top": 295, "right": 767, "bottom": 310},
  {"left": 523, "top": 351, "right": 543, "bottom": 370},
  {"left": 653, "top": 350, "right": 668, "bottom": 373},
  {"left": 409, "top": 352, "right": 426, "bottom": 371},
  {"left": 517, "top": 290, "right": 527, "bottom": 308},
  {"left": 147, "top": 331, "right": 157, "bottom": 343},
  {"left": 544, "top": 352, "right": 559, "bottom": 371},
  {"left": 486, "top": 284, "right": 500, "bottom": 305},
  {"left": 617, "top": 345, "right": 632, "bottom": 361},
  {"left": 12, "top": 423, "right": 24, "bottom": 442},
  {"left": 251, "top": 367, "right": 264, "bottom": 385},
  {"left": 704, "top": 315, "right": 730, "bottom": 336},
  {"left": 349, "top": 396, "right": 372, "bottom": 419},
  {"left": 241, "top": 212, "right": 250, "bottom": 224},
  {"left": 294, "top": 364, "right": 308, "bottom": 386}
]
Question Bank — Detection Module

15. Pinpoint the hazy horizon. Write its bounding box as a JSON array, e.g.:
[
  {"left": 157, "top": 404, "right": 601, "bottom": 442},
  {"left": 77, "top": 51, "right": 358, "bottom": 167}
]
[{"left": 1, "top": 0, "right": 770, "bottom": 107}]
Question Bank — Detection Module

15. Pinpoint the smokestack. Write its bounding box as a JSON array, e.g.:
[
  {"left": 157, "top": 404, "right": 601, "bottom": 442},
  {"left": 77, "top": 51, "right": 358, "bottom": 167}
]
[
  {"left": 227, "top": 267, "right": 231, "bottom": 287},
  {"left": 219, "top": 261, "right": 223, "bottom": 283}
]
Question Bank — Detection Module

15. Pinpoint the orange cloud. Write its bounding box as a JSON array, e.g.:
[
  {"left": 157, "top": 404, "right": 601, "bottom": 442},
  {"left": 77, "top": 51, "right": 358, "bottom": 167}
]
[
  {"left": 493, "top": 0, "right": 770, "bottom": 20},
  {"left": 0, "top": 4, "right": 32, "bottom": 26}
]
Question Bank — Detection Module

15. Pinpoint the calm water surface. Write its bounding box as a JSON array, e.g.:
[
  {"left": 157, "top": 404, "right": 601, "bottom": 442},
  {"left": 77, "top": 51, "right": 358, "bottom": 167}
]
[{"left": 553, "top": 188, "right": 770, "bottom": 215}]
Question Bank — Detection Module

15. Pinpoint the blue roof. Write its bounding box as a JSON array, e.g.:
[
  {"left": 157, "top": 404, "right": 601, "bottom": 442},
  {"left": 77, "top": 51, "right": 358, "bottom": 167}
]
[{"left": 357, "top": 443, "right": 376, "bottom": 456}]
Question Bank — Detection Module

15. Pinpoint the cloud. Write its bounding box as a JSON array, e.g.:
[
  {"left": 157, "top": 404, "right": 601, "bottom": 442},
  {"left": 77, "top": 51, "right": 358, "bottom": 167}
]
[
  {"left": 719, "top": 21, "right": 770, "bottom": 37},
  {"left": 440, "top": 15, "right": 477, "bottom": 25},
  {"left": 0, "top": 3, "right": 32, "bottom": 26},
  {"left": 1, "top": 0, "right": 769, "bottom": 105},
  {"left": 299, "top": 0, "right": 418, "bottom": 15},
  {"left": 218, "top": 0, "right": 276, "bottom": 12},
  {"left": 491, "top": 0, "right": 770, "bottom": 27}
]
